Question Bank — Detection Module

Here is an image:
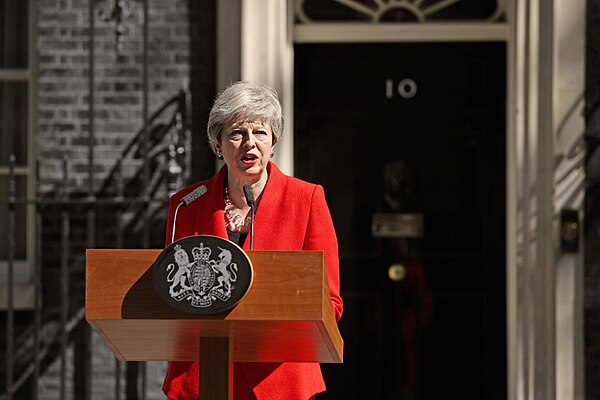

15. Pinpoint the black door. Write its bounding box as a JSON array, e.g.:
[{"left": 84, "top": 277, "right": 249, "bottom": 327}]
[{"left": 294, "top": 42, "right": 506, "bottom": 400}]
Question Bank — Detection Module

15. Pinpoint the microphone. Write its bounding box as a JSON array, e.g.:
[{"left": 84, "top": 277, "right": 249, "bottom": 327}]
[
  {"left": 180, "top": 185, "right": 208, "bottom": 206},
  {"left": 170, "top": 185, "right": 207, "bottom": 244},
  {"left": 243, "top": 185, "right": 256, "bottom": 250}
]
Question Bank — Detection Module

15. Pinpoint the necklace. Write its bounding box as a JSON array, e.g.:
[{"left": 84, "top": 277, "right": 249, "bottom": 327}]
[{"left": 224, "top": 187, "right": 251, "bottom": 232}]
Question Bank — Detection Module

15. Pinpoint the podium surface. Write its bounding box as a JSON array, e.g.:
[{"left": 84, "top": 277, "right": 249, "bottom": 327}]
[{"left": 86, "top": 249, "right": 343, "bottom": 364}]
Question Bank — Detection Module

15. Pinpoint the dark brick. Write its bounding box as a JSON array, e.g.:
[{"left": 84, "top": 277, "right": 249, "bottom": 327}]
[
  {"left": 54, "top": 123, "right": 76, "bottom": 132},
  {"left": 113, "top": 82, "right": 137, "bottom": 91},
  {"left": 102, "top": 96, "right": 140, "bottom": 105},
  {"left": 38, "top": 82, "right": 69, "bottom": 91},
  {"left": 69, "top": 54, "right": 87, "bottom": 64},
  {"left": 103, "top": 67, "right": 141, "bottom": 78},
  {"left": 37, "top": 110, "right": 56, "bottom": 119},
  {"left": 95, "top": 82, "right": 111, "bottom": 91},
  {"left": 38, "top": 54, "right": 56, "bottom": 64},
  {"left": 69, "top": 81, "right": 89, "bottom": 91},
  {"left": 69, "top": 27, "right": 90, "bottom": 37},
  {"left": 38, "top": 96, "right": 78, "bottom": 105},
  {"left": 41, "top": 39, "right": 81, "bottom": 51},
  {"left": 71, "top": 0, "right": 87, "bottom": 9},
  {"left": 40, "top": 12, "right": 79, "bottom": 24},
  {"left": 38, "top": 68, "right": 80, "bottom": 78}
]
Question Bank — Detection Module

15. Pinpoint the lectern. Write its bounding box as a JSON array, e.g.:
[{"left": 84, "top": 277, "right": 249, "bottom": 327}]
[{"left": 86, "top": 249, "right": 343, "bottom": 399}]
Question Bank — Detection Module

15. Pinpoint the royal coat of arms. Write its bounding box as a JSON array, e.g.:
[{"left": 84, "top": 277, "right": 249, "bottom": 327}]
[{"left": 152, "top": 235, "right": 253, "bottom": 314}]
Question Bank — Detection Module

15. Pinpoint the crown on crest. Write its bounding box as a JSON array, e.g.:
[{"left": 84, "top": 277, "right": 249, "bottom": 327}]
[{"left": 192, "top": 243, "right": 211, "bottom": 262}]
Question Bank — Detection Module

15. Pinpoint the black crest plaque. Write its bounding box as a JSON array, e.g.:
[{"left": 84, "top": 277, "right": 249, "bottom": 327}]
[{"left": 151, "top": 235, "right": 253, "bottom": 314}]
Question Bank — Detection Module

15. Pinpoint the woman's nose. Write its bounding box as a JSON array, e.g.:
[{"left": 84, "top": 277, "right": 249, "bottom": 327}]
[{"left": 242, "top": 132, "right": 255, "bottom": 148}]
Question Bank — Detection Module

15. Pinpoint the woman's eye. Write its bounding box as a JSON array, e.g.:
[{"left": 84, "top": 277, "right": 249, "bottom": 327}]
[
  {"left": 229, "top": 130, "right": 243, "bottom": 139},
  {"left": 255, "top": 130, "right": 268, "bottom": 137}
]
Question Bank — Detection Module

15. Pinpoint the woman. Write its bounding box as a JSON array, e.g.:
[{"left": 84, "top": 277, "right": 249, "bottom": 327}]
[{"left": 162, "top": 81, "right": 343, "bottom": 400}]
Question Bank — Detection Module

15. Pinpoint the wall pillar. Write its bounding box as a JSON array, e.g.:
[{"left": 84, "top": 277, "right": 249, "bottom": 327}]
[
  {"left": 241, "top": 0, "right": 294, "bottom": 175},
  {"left": 508, "top": 0, "right": 585, "bottom": 398}
]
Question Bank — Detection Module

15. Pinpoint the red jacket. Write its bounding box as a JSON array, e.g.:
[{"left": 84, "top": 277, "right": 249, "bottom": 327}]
[{"left": 162, "top": 162, "right": 343, "bottom": 400}]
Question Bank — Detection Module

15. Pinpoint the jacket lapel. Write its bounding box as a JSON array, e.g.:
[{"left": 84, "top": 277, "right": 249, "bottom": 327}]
[
  {"left": 192, "top": 166, "right": 228, "bottom": 239},
  {"left": 242, "top": 162, "right": 284, "bottom": 251}
]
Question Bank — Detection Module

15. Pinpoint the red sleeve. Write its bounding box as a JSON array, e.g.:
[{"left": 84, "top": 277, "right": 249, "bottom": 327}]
[{"left": 303, "top": 185, "right": 343, "bottom": 321}]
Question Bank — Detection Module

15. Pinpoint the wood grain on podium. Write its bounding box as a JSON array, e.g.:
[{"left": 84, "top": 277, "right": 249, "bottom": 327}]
[{"left": 86, "top": 249, "right": 343, "bottom": 364}]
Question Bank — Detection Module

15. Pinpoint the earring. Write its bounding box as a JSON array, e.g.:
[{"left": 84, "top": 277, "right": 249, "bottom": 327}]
[{"left": 270, "top": 152, "right": 274, "bottom": 158}]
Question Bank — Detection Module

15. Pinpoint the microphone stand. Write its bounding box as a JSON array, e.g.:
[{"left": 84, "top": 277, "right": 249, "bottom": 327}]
[
  {"left": 170, "top": 185, "right": 207, "bottom": 244},
  {"left": 249, "top": 203, "right": 255, "bottom": 250},
  {"left": 171, "top": 202, "right": 184, "bottom": 245},
  {"left": 243, "top": 185, "right": 256, "bottom": 250}
]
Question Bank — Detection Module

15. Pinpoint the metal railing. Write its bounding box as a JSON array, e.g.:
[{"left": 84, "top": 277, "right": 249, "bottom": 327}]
[{"left": 2, "top": 89, "right": 191, "bottom": 400}]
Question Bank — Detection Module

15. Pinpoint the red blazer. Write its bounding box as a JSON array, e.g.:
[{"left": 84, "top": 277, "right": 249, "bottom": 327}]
[{"left": 162, "top": 162, "right": 343, "bottom": 400}]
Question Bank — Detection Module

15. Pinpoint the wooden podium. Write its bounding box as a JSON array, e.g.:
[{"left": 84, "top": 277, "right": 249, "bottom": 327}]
[{"left": 86, "top": 249, "right": 343, "bottom": 399}]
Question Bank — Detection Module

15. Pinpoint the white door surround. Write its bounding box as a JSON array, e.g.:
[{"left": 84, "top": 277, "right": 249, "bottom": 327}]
[{"left": 239, "top": 1, "right": 586, "bottom": 399}]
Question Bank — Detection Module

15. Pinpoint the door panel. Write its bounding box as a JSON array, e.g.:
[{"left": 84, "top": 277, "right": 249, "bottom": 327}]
[{"left": 294, "top": 42, "right": 506, "bottom": 399}]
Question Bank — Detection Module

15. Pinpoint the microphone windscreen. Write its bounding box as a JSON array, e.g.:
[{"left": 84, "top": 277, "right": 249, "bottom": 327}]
[{"left": 181, "top": 185, "right": 207, "bottom": 205}]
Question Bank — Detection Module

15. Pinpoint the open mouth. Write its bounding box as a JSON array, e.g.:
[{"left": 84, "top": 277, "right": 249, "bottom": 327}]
[{"left": 241, "top": 154, "right": 258, "bottom": 163}]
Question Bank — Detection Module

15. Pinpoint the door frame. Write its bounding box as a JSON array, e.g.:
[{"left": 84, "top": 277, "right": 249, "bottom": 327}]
[{"left": 238, "top": 1, "right": 586, "bottom": 398}]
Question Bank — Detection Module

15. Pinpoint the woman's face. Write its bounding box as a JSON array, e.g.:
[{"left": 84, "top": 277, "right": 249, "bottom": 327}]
[{"left": 218, "top": 116, "right": 274, "bottom": 182}]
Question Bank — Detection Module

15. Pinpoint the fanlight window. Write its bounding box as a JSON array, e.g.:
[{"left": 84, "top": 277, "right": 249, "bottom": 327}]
[{"left": 295, "top": 0, "right": 506, "bottom": 23}]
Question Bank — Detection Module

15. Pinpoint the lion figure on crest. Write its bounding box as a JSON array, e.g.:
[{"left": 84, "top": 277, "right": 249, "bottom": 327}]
[{"left": 166, "top": 245, "right": 193, "bottom": 296}]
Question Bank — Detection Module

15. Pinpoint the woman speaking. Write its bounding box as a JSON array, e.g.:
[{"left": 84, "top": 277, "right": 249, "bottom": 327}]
[{"left": 162, "top": 81, "right": 343, "bottom": 400}]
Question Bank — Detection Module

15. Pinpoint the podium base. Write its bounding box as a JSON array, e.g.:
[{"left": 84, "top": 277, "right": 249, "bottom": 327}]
[{"left": 199, "top": 337, "right": 233, "bottom": 400}]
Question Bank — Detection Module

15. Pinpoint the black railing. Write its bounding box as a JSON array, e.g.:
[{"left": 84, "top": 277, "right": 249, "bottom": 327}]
[{"left": 1, "top": 89, "right": 191, "bottom": 400}]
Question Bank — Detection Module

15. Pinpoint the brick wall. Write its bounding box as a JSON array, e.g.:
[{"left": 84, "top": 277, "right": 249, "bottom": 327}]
[
  {"left": 37, "top": 0, "right": 190, "bottom": 192},
  {"left": 586, "top": 0, "right": 600, "bottom": 398},
  {"left": 34, "top": 0, "right": 201, "bottom": 398}
]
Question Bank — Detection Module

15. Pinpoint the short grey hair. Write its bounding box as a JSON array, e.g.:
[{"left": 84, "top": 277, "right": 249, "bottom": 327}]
[{"left": 207, "top": 81, "right": 283, "bottom": 155}]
